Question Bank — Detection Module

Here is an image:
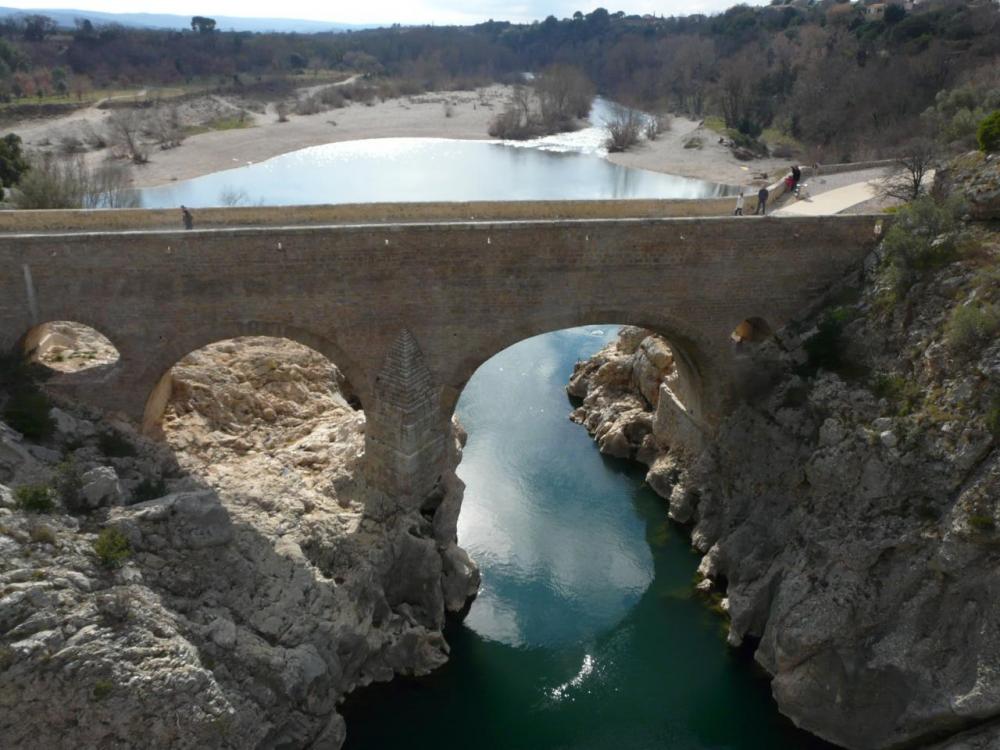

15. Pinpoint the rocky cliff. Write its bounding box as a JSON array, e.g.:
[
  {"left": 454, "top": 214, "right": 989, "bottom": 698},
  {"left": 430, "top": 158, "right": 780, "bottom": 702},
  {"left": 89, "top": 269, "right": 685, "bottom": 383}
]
[
  {"left": 1, "top": 335, "right": 478, "bottom": 748},
  {"left": 568, "top": 191, "right": 1000, "bottom": 749}
]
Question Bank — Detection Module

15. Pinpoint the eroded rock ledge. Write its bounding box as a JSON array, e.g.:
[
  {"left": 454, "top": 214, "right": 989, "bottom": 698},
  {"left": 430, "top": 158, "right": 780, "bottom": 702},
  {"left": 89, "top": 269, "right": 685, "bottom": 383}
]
[
  {"left": 1, "top": 336, "right": 479, "bottom": 749},
  {"left": 568, "top": 221, "right": 1000, "bottom": 749}
]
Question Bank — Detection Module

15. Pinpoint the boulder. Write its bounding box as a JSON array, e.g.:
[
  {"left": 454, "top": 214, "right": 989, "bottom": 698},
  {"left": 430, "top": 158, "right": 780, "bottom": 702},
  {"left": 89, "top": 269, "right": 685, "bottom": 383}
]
[
  {"left": 80, "top": 466, "right": 124, "bottom": 508},
  {"left": 125, "top": 490, "right": 234, "bottom": 549}
]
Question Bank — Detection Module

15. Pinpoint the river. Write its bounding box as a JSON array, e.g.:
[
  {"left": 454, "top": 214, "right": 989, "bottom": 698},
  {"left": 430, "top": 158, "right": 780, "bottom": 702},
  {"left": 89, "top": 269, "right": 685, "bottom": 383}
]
[{"left": 139, "top": 99, "right": 737, "bottom": 208}]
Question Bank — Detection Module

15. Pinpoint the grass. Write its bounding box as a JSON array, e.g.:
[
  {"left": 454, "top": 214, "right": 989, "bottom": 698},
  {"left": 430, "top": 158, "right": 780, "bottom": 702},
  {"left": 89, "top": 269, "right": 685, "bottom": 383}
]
[
  {"left": 183, "top": 113, "right": 255, "bottom": 137},
  {"left": 702, "top": 115, "right": 727, "bottom": 134},
  {"left": 760, "top": 126, "right": 804, "bottom": 151}
]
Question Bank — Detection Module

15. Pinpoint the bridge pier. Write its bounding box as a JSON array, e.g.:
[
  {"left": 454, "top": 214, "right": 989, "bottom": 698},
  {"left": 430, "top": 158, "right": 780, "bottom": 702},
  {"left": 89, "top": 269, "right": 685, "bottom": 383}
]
[{"left": 363, "top": 329, "right": 449, "bottom": 505}]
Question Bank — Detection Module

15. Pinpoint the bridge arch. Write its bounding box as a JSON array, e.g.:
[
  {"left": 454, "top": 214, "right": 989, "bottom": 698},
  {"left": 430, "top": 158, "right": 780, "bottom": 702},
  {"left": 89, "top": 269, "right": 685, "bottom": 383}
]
[
  {"left": 19, "top": 320, "right": 122, "bottom": 374},
  {"left": 439, "top": 308, "right": 717, "bottom": 432},
  {"left": 138, "top": 322, "right": 369, "bottom": 435}
]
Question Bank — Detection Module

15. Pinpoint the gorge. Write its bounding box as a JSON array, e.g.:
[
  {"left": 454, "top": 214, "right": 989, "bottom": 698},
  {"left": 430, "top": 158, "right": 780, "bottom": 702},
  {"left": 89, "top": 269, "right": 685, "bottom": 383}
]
[{"left": 1, "top": 139, "right": 998, "bottom": 750}]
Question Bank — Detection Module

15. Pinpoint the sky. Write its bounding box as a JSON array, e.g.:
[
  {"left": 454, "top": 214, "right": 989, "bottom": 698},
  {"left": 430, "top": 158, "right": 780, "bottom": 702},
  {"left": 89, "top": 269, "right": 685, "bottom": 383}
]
[{"left": 2, "top": 0, "right": 770, "bottom": 26}]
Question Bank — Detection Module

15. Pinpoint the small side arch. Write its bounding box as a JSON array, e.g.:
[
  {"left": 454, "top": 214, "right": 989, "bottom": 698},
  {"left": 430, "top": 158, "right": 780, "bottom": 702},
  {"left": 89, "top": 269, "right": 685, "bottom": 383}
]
[
  {"left": 730, "top": 317, "right": 773, "bottom": 346},
  {"left": 19, "top": 320, "right": 122, "bottom": 373}
]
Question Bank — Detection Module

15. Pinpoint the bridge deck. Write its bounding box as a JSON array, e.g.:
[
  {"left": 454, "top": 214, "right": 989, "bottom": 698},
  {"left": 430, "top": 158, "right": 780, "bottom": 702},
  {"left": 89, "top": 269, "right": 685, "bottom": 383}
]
[{"left": 0, "top": 199, "right": 750, "bottom": 234}]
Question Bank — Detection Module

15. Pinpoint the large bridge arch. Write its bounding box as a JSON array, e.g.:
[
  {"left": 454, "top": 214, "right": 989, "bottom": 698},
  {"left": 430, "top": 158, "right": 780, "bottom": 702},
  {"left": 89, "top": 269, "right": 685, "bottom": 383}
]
[{"left": 439, "top": 307, "right": 715, "bottom": 429}]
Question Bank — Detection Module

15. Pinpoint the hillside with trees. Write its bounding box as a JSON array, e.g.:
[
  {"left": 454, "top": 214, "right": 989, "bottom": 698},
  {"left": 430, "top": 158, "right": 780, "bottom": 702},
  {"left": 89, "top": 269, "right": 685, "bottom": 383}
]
[{"left": 0, "top": 0, "right": 997, "bottom": 160}]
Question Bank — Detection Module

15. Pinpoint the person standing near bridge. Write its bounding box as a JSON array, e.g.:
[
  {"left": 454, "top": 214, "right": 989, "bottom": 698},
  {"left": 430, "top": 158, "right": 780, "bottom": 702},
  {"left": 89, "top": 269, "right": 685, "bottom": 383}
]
[
  {"left": 181, "top": 205, "right": 194, "bottom": 230},
  {"left": 755, "top": 186, "right": 769, "bottom": 215},
  {"left": 734, "top": 192, "right": 744, "bottom": 216}
]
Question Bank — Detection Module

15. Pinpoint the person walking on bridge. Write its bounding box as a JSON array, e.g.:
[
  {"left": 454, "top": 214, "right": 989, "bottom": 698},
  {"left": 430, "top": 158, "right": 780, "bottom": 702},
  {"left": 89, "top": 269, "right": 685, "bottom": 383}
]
[
  {"left": 755, "top": 186, "right": 769, "bottom": 215},
  {"left": 734, "top": 192, "right": 744, "bottom": 216}
]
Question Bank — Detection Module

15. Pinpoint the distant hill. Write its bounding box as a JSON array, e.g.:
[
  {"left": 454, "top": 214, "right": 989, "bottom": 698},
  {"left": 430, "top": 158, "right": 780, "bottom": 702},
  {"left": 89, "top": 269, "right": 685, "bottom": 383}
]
[{"left": 0, "top": 6, "right": 372, "bottom": 32}]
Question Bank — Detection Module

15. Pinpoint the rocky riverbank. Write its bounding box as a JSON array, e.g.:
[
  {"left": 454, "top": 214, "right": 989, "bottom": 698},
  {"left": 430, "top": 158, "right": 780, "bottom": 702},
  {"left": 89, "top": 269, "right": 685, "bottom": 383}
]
[
  {"left": 567, "top": 169, "right": 1000, "bottom": 749},
  {"left": 0, "top": 336, "right": 478, "bottom": 748}
]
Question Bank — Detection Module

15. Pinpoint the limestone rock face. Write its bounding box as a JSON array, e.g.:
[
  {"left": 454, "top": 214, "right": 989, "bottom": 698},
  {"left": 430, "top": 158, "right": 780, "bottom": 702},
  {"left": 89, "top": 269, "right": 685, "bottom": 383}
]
[
  {"left": 568, "top": 327, "right": 680, "bottom": 463},
  {"left": 933, "top": 151, "right": 1000, "bottom": 220},
  {"left": 1, "top": 336, "right": 479, "bottom": 749},
  {"left": 567, "top": 224, "right": 1000, "bottom": 749}
]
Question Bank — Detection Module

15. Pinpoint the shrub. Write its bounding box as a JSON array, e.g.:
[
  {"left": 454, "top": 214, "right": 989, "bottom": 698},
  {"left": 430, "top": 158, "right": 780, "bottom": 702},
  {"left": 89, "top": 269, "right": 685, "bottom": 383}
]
[
  {"left": 3, "top": 387, "right": 55, "bottom": 440},
  {"left": 872, "top": 373, "right": 922, "bottom": 416},
  {"left": 93, "top": 527, "right": 131, "bottom": 568},
  {"left": 880, "top": 196, "right": 966, "bottom": 298},
  {"left": 55, "top": 459, "right": 85, "bottom": 512},
  {"left": 969, "top": 515, "right": 996, "bottom": 532},
  {"left": 977, "top": 110, "right": 1000, "bottom": 153},
  {"left": 96, "top": 588, "right": 131, "bottom": 625},
  {"left": 92, "top": 679, "right": 114, "bottom": 700},
  {"left": 98, "top": 430, "right": 137, "bottom": 458},
  {"left": 132, "top": 476, "right": 167, "bottom": 504},
  {"left": 14, "top": 483, "right": 55, "bottom": 513},
  {"left": 987, "top": 395, "right": 1000, "bottom": 440},
  {"left": 29, "top": 523, "right": 57, "bottom": 544},
  {"left": 605, "top": 105, "right": 642, "bottom": 152},
  {"left": 800, "top": 307, "right": 856, "bottom": 375},
  {"left": 945, "top": 303, "right": 1000, "bottom": 357}
]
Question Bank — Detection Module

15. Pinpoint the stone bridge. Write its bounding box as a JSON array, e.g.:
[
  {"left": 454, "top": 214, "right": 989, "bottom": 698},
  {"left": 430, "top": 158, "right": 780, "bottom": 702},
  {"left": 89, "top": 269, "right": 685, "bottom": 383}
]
[{"left": 0, "top": 205, "right": 882, "bottom": 503}]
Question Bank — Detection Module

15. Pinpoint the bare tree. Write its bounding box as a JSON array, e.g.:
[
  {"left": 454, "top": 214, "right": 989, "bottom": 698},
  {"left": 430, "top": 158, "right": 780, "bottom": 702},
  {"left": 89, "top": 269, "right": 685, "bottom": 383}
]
[
  {"left": 147, "top": 105, "right": 185, "bottom": 150},
  {"left": 877, "top": 138, "right": 938, "bottom": 202},
  {"left": 13, "top": 154, "right": 139, "bottom": 209},
  {"left": 85, "top": 161, "right": 140, "bottom": 208},
  {"left": 535, "top": 64, "right": 594, "bottom": 128},
  {"left": 605, "top": 104, "right": 642, "bottom": 152},
  {"left": 644, "top": 113, "right": 672, "bottom": 141},
  {"left": 106, "top": 110, "right": 148, "bottom": 164}
]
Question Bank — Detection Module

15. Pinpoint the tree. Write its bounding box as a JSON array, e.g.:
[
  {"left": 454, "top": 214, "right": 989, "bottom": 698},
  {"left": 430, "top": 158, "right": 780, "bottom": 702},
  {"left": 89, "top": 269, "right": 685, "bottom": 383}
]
[
  {"left": 106, "top": 110, "right": 148, "bottom": 164},
  {"left": 878, "top": 138, "right": 938, "bottom": 202},
  {"left": 0, "top": 133, "right": 30, "bottom": 199},
  {"left": 21, "top": 15, "right": 56, "bottom": 42},
  {"left": 12, "top": 154, "right": 139, "bottom": 209},
  {"left": 884, "top": 5, "right": 906, "bottom": 25},
  {"left": 978, "top": 110, "right": 1000, "bottom": 153},
  {"left": 191, "top": 16, "right": 216, "bottom": 34},
  {"left": 535, "top": 64, "right": 594, "bottom": 128},
  {"left": 605, "top": 104, "right": 641, "bottom": 152}
]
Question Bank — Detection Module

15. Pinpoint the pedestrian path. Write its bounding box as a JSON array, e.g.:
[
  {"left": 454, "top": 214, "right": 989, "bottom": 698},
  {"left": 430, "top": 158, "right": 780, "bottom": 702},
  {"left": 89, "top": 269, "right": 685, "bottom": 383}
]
[
  {"left": 773, "top": 180, "right": 878, "bottom": 216},
  {"left": 774, "top": 170, "right": 935, "bottom": 216}
]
